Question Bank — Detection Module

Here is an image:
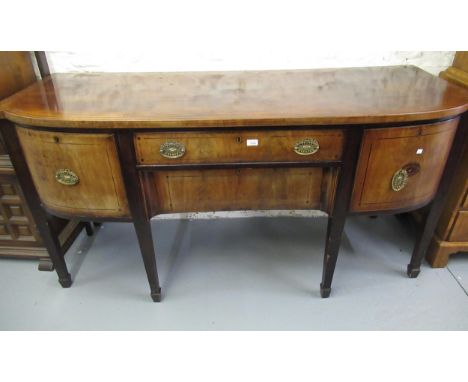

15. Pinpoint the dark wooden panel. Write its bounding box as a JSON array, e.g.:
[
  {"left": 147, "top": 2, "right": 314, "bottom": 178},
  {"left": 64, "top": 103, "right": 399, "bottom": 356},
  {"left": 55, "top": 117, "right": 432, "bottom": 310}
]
[
  {"left": 462, "top": 189, "right": 468, "bottom": 209},
  {"left": 1, "top": 67, "right": 468, "bottom": 128},
  {"left": 425, "top": 52, "right": 468, "bottom": 268},
  {"left": 34, "top": 52, "right": 50, "bottom": 78},
  {"left": 351, "top": 119, "right": 458, "bottom": 212},
  {"left": 435, "top": 131, "right": 468, "bottom": 240}
]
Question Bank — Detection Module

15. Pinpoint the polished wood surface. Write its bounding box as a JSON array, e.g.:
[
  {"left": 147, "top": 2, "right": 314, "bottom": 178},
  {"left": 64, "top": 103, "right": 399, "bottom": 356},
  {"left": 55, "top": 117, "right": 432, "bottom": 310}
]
[
  {"left": 1, "top": 66, "right": 468, "bottom": 128},
  {"left": 16, "top": 127, "right": 129, "bottom": 218},
  {"left": 135, "top": 129, "right": 344, "bottom": 165},
  {"left": 1, "top": 64, "right": 466, "bottom": 300},
  {"left": 351, "top": 119, "right": 458, "bottom": 212}
]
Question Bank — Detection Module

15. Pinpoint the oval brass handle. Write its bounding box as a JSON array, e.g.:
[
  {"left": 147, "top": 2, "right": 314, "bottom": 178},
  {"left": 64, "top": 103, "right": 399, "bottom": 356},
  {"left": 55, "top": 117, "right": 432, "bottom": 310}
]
[
  {"left": 160, "top": 141, "right": 186, "bottom": 159},
  {"left": 294, "top": 138, "right": 319, "bottom": 156},
  {"left": 55, "top": 169, "right": 79, "bottom": 186},
  {"left": 391, "top": 168, "right": 409, "bottom": 192}
]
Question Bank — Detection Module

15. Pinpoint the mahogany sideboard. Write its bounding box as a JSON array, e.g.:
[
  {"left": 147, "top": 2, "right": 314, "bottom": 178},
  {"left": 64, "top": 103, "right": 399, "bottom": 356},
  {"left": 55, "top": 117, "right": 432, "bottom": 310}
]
[
  {"left": 0, "top": 52, "right": 86, "bottom": 270},
  {"left": 0, "top": 66, "right": 467, "bottom": 302}
]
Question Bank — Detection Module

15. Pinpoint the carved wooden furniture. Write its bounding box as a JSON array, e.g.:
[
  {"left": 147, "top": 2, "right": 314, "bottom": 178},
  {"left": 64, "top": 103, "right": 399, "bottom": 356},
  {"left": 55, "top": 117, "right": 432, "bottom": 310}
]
[
  {"left": 0, "top": 51, "right": 85, "bottom": 270},
  {"left": 425, "top": 52, "right": 468, "bottom": 267},
  {"left": 0, "top": 66, "right": 467, "bottom": 301}
]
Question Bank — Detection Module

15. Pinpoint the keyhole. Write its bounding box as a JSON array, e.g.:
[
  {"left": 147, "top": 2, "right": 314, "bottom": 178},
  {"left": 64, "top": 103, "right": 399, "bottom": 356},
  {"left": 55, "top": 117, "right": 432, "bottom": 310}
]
[{"left": 236, "top": 136, "right": 242, "bottom": 143}]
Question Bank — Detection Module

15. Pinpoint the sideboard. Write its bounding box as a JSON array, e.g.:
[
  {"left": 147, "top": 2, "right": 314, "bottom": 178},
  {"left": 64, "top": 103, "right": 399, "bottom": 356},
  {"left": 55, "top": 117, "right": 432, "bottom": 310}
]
[{"left": 0, "top": 66, "right": 467, "bottom": 301}]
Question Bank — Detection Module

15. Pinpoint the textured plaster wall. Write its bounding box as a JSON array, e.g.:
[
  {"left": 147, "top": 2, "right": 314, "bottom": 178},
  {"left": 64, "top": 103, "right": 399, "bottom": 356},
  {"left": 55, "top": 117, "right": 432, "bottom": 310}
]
[
  {"left": 46, "top": 51, "right": 455, "bottom": 76},
  {"left": 44, "top": 51, "right": 455, "bottom": 220}
]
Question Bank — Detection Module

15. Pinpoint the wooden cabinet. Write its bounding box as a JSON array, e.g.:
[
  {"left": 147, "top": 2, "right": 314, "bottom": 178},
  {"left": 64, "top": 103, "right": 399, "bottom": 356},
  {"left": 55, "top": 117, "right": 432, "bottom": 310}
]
[
  {"left": 16, "top": 127, "right": 129, "bottom": 219},
  {"left": 449, "top": 211, "right": 468, "bottom": 241},
  {"left": 426, "top": 138, "right": 468, "bottom": 266},
  {"left": 425, "top": 52, "right": 468, "bottom": 267},
  {"left": 351, "top": 119, "right": 458, "bottom": 212}
]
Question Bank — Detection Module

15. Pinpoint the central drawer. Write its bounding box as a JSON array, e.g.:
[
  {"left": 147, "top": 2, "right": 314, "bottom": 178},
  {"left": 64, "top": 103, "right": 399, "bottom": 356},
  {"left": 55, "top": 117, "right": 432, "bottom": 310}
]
[{"left": 134, "top": 129, "right": 344, "bottom": 165}]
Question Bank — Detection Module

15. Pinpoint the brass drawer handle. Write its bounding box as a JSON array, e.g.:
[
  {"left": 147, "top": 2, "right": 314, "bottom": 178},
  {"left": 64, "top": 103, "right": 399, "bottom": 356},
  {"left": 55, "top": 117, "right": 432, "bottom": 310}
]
[
  {"left": 160, "top": 141, "right": 186, "bottom": 159},
  {"left": 294, "top": 138, "right": 319, "bottom": 155},
  {"left": 55, "top": 169, "right": 79, "bottom": 186},
  {"left": 391, "top": 168, "right": 409, "bottom": 192}
]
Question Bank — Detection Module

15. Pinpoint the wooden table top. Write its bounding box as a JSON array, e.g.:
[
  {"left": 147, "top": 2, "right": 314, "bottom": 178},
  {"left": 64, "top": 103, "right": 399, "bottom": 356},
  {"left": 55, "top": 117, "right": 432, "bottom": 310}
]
[{"left": 1, "top": 66, "right": 467, "bottom": 129}]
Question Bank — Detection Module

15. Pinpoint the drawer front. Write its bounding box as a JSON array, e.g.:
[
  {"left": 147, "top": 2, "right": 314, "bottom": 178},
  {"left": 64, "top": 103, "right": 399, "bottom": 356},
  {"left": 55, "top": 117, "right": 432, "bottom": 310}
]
[
  {"left": 142, "top": 167, "right": 338, "bottom": 215},
  {"left": 17, "top": 127, "right": 129, "bottom": 218},
  {"left": 449, "top": 211, "right": 468, "bottom": 242},
  {"left": 351, "top": 119, "right": 459, "bottom": 212},
  {"left": 135, "top": 129, "right": 344, "bottom": 165}
]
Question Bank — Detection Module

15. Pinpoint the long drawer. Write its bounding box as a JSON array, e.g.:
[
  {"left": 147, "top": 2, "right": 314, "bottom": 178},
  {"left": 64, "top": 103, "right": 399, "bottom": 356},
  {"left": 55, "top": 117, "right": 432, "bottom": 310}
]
[{"left": 134, "top": 129, "right": 345, "bottom": 165}]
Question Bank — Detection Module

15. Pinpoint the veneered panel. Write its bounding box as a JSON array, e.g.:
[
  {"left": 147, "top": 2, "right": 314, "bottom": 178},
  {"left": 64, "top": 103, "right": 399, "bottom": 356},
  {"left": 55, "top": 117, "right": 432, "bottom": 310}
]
[
  {"left": 16, "top": 127, "right": 129, "bottom": 218},
  {"left": 135, "top": 129, "right": 344, "bottom": 165},
  {"left": 143, "top": 167, "right": 330, "bottom": 215},
  {"left": 351, "top": 119, "right": 458, "bottom": 212}
]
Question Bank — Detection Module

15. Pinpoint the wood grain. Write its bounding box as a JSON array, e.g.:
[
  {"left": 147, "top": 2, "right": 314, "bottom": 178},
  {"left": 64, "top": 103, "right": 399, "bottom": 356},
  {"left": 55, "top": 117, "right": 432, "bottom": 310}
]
[
  {"left": 435, "top": 130, "right": 468, "bottom": 240},
  {"left": 135, "top": 129, "right": 344, "bottom": 165},
  {"left": 143, "top": 167, "right": 330, "bottom": 216},
  {"left": 440, "top": 51, "right": 468, "bottom": 90},
  {"left": 448, "top": 211, "right": 468, "bottom": 241},
  {"left": 1, "top": 66, "right": 467, "bottom": 128},
  {"left": 426, "top": 234, "right": 468, "bottom": 268},
  {"left": 16, "top": 126, "right": 130, "bottom": 218},
  {"left": 426, "top": 51, "right": 468, "bottom": 267},
  {"left": 351, "top": 119, "right": 458, "bottom": 212},
  {"left": 0, "top": 52, "right": 36, "bottom": 101}
]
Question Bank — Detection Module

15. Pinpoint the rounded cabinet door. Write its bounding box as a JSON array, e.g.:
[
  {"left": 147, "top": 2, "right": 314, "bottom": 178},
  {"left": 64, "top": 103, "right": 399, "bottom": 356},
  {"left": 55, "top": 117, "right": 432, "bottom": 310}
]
[
  {"left": 17, "top": 126, "right": 129, "bottom": 218},
  {"left": 351, "top": 119, "right": 459, "bottom": 213}
]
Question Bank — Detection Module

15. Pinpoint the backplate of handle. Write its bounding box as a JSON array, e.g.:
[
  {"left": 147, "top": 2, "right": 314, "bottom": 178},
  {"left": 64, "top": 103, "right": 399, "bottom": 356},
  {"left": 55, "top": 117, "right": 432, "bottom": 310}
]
[
  {"left": 160, "top": 141, "right": 186, "bottom": 159},
  {"left": 391, "top": 168, "right": 409, "bottom": 192},
  {"left": 294, "top": 138, "right": 319, "bottom": 155},
  {"left": 55, "top": 169, "right": 79, "bottom": 186}
]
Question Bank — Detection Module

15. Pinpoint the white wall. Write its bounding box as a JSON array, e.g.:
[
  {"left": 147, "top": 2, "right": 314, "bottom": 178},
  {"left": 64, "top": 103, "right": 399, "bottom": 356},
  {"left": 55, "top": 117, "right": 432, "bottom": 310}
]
[{"left": 46, "top": 51, "right": 455, "bottom": 76}]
